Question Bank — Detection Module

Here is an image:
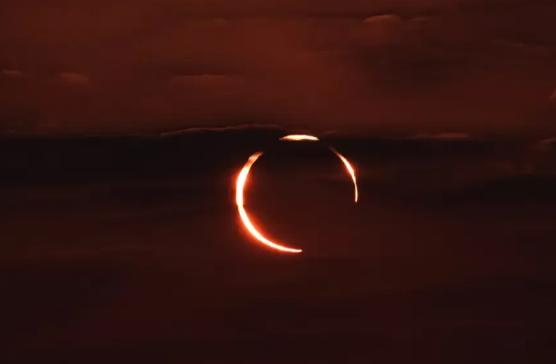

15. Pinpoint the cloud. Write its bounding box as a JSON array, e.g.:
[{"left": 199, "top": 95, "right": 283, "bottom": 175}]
[
  {"left": 167, "top": 74, "right": 240, "bottom": 86},
  {"left": 550, "top": 89, "right": 556, "bottom": 102},
  {"left": 412, "top": 132, "right": 470, "bottom": 140},
  {"left": 355, "top": 13, "right": 421, "bottom": 47},
  {"left": 1, "top": 69, "right": 27, "bottom": 78},
  {"left": 59, "top": 72, "right": 89, "bottom": 85},
  {"left": 493, "top": 39, "right": 554, "bottom": 56},
  {"left": 159, "top": 124, "right": 283, "bottom": 136},
  {"left": 363, "top": 14, "right": 402, "bottom": 24},
  {"left": 411, "top": 16, "right": 430, "bottom": 23},
  {"left": 537, "top": 137, "right": 556, "bottom": 147}
]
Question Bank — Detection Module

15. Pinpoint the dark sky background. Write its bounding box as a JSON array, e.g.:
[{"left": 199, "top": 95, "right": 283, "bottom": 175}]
[{"left": 1, "top": 0, "right": 556, "bottom": 135}]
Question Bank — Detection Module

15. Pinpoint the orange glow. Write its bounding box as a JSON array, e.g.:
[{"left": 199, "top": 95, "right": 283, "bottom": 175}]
[
  {"left": 279, "top": 134, "right": 319, "bottom": 141},
  {"left": 330, "top": 147, "right": 359, "bottom": 203},
  {"left": 235, "top": 135, "right": 358, "bottom": 253},
  {"left": 235, "top": 152, "right": 303, "bottom": 253}
]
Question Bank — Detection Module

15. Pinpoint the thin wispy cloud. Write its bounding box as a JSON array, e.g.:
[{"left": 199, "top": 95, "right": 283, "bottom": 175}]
[
  {"left": 159, "top": 124, "right": 283, "bottom": 137},
  {"left": 1, "top": 69, "right": 27, "bottom": 78},
  {"left": 412, "top": 132, "right": 470, "bottom": 140},
  {"left": 549, "top": 89, "right": 556, "bottom": 102},
  {"left": 59, "top": 72, "right": 89, "bottom": 85},
  {"left": 363, "top": 14, "right": 402, "bottom": 24}
]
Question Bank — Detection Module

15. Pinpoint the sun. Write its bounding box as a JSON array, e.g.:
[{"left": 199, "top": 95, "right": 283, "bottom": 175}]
[{"left": 235, "top": 134, "right": 358, "bottom": 253}]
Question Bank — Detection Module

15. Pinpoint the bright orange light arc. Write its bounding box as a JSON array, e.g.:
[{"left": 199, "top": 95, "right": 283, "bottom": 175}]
[
  {"left": 330, "top": 147, "right": 358, "bottom": 203},
  {"left": 235, "top": 134, "right": 359, "bottom": 253},
  {"left": 235, "top": 152, "right": 302, "bottom": 253},
  {"left": 280, "top": 134, "right": 319, "bottom": 141}
]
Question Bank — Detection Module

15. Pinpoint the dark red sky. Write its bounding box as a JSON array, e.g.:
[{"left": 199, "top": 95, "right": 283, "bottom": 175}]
[{"left": 1, "top": 0, "right": 555, "bottom": 134}]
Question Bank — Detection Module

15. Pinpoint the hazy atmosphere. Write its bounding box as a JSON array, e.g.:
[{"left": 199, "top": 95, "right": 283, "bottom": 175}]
[
  {"left": 2, "top": 1, "right": 556, "bottom": 363},
  {"left": 1, "top": 0, "right": 556, "bottom": 134}
]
